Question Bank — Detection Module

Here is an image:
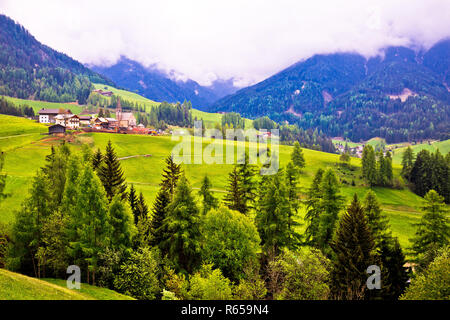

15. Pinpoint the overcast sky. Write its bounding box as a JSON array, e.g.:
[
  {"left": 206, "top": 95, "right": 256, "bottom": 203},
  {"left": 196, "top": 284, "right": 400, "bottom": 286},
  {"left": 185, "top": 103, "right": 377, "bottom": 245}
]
[{"left": 1, "top": 0, "right": 449, "bottom": 87}]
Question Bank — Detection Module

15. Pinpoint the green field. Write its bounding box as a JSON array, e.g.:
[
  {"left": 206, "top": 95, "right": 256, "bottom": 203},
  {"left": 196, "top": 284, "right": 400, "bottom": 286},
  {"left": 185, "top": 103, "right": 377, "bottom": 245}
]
[
  {"left": 391, "top": 139, "right": 450, "bottom": 163},
  {"left": 0, "top": 269, "right": 133, "bottom": 300},
  {"left": 4, "top": 96, "right": 84, "bottom": 115},
  {"left": 0, "top": 113, "right": 434, "bottom": 252}
]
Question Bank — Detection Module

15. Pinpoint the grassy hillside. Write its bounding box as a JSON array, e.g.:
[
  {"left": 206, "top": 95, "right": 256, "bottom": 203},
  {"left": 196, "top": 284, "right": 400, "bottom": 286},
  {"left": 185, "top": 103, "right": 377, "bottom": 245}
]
[
  {"left": 0, "top": 269, "right": 133, "bottom": 300},
  {"left": 391, "top": 139, "right": 450, "bottom": 163},
  {"left": 4, "top": 96, "right": 84, "bottom": 115},
  {"left": 0, "top": 113, "right": 440, "bottom": 251}
]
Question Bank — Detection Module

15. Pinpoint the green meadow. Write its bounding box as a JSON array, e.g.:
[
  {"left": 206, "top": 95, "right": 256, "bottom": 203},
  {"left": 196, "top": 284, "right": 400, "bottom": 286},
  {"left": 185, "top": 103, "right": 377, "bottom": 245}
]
[
  {"left": 0, "top": 114, "right": 433, "bottom": 253},
  {"left": 4, "top": 96, "right": 84, "bottom": 115},
  {"left": 0, "top": 269, "right": 133, "bottom": 300},
  {"left": 391, "top": 139, "right": 450, "bottom": 163}
]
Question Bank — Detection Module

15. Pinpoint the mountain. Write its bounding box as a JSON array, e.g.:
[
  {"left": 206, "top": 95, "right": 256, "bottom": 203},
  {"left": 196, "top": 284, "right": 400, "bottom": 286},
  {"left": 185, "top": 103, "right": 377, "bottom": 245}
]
[
  {"left": 0, "top": 14, "right": 114, "bottom": 104},
  {"left": 90, "top": 57, "right": 239, "bottom": 109},
  {"left": 211, "top": 42, "right": 450, "bottom": 143}
]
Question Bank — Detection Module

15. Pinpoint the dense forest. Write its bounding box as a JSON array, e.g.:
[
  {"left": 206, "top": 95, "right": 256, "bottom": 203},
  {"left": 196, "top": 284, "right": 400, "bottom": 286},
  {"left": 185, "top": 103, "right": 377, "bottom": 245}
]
[
  {"left": 0, "top": 96, "right": 34, "bottom": 117},
  {"left": 212, "top": 44, "right": 450, "bottom": 143},
  {"left": 0, "top": 15, "right": 113, "bottom": 104},
  {"left": 1, "top": 142, "right": 448, "bottom": 300}
]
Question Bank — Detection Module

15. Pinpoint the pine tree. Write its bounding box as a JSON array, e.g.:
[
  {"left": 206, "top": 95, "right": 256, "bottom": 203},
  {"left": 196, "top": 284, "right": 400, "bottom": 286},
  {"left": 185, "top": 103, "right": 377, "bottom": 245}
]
[
  {"left": 363, "top": 190, "right": 390, "bottom": 250},
  {"left": 97, "top": 141, "right": 127, "bottom": 202},
  {"left": 330, "top": 194, "right": 375, "bottom": 300},
  {"left": 401, "top": 146, "right": 414, "bottom": 181},
  {"left": 149, "top": 188, "right": 171, "bottom": 247},
  {"left": 291, "top": 141, "right": 305, "bottom": 169},
  {"left": 68, "top": 165, "right": 111, "bottom": 285},
  {"left": 362, "top": 145, "right": 377, "bottom": 186},
  {"left": 128, "top": 184, "right": 139, "bottom": 225},
  {"left": 285, "top": 161, "right": 302, "bottom": 249},
  {"left": 384, "top": 151, "right": 393, "bottom": 186},
  {"left": 317, "top": 169, "right": 344, "bottom": 255},
  {"left": 224, "top": 166, "right": 245, "bottom": 214},
  {"left": 304, "top": 168, "right": 324, "bottom": 246},
  {"left": 0, "top": 151, "right": 7, "bottom": 202},
  {"left": 92, "top": 148, "right": 103, "bottom": 170},
  {"left": 109, "top": 196, "right": 136, "bottom": 250},
  {"left": 255, "top": 170, "right": 291, "bottom": 257},
  {"left": 237, "top": 153, "right": 257, "bottom": 214},
  {"left": 160, "top": 176, "right": 201, "bottom": 274},
  {"left": 161, "top": 154, "right": 182, "bottom": 199},
  {"left": 198, "top": 175, "right": 218, "bottom": 215},
  {"left": 379, "top": 237, "right": 409, "bottom": 300},
  {"left": 410, "top": 190, "right": 449, "bottom": 269}
]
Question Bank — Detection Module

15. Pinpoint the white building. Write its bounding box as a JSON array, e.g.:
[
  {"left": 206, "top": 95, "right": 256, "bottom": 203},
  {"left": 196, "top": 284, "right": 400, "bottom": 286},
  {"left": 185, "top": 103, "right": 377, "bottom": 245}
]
[{"left": 38, "top": 108, "right": 72, "bottom": 124}]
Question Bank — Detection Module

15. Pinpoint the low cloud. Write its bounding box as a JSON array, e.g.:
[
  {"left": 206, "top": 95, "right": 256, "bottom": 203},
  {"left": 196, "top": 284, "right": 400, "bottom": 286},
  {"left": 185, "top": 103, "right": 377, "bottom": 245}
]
[{"left": 1, "top": 0, "right": 449, "bottom": 87}]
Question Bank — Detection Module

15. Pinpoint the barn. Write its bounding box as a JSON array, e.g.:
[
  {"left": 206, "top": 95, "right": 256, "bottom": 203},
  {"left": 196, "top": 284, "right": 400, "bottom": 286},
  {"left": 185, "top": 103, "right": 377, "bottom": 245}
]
[{"left": 48, "top": 124, "right": 66, "bottom": 136}]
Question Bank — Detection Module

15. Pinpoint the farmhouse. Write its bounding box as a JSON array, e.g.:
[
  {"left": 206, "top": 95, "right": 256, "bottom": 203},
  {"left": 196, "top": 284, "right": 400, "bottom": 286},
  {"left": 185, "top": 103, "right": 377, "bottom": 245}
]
[
  {"left": 79, "top": 115, "right": 92, "bottom": 126},
  {"left": 48, "top": 124, "right": 66, "bottom": 136},
  {"left": 93, "top": 117, "right": 109, "bottom": 129},
  {"left": 54, "top": 114, "right": 80, "bottom": 129},
  {"left": 38, "top": 108, "right": 72, "bottom": 124}
]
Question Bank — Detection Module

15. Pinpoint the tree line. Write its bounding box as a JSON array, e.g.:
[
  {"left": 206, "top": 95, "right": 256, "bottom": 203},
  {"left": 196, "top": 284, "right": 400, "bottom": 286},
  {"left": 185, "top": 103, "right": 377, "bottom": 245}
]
[
  {"left": 1, "top": 140, "right": 448, "bottom": 300},
  {"left": 0, "top": 96, "right": 35, "bottom": 118}
]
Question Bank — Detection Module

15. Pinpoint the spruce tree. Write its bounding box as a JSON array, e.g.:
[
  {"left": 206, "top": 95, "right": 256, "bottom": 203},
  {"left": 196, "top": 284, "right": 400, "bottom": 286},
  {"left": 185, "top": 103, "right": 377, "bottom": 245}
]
[
  {"left": 285, "top": 161, "right": 302, "bottom": 249},
  {"left": 224, "top": 166, "right": 245, "bottom": 214},
  {"left": 410, "top": 190, "right": 449, "bottom": 269},
  {"left": 161, "top": 154, "right": 182, "bottom": 199},
  {"left": 363, "top": 190, "right": 390, "bottom": 250},
  {"left": 317, "top": 169, "right": 344, "bottom": 255},
  {"left": 92, "top": 148, "right": 103, "bottom": 171},
  {"left": 68, "top": 165, "right": 111, "bottom": 285},
  {"left": 384, "top": 151, "right": 393, "bottom": 186},
  {"left": 109, "top": 195, "right": 136, "bottom": 250},
  {"left": 98, "top": 141, "right": 127, "bottom": 202},
  {"left": 291, "top": 141, "right": 305, "bottom": 169},
  {"left": 379, "top": 237, "right": 409, "bottom": 300},
  {"left": 330, "top": 194, "right": 375, "bottom": 300},
  {"left": 255, "top": 170, "right": 291, "bottom": 257},
  {"left": 401, "top": 146, "right": 414, "bottom": 181},
  {"left": 304, "top": 168, "right": 324, "bottom": 246},
  {"left": 160, "top": 176, "right": 201, "bottom": 274},
  {"left": 149, "top": 188, "right": 170, "bottom": 247},
  {"left": 362, "top": 145, "right": 377, "bottom": 186},
  {"left": 237, "top": 153, "right": 257, "bottom": 214},
  {"left": 198, "top": 175, "right": 218, "bottom": 215},
  {"left": 128, "top": 184, "right": 139, "bottom": 225}
]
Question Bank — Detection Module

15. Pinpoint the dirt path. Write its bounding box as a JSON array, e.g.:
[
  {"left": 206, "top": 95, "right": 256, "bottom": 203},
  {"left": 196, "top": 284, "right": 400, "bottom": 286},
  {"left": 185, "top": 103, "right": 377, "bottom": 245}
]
[{"left": 118, "top": 154, "right": 152, "bottom": 160}]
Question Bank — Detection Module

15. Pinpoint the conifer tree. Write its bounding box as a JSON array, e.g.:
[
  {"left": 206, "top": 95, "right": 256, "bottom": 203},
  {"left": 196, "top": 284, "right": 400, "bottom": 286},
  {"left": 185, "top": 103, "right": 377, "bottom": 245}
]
[
  {"left": 149, "top": 188, "right": 171, "bottom": 247},
  {"left": 161, "top": 154, "right": 182, "bottom": 199},
  {"left": 92, "top": 148, "right": 103, "bottom": 171},
  {"left": 384, "top": 151, "right": 393, "bottom": 186},
  {"left": 198, "top": 175, "right": 218, "bottom": 215},
  {"left": 379, "top": 237, "right": 410, "bottom": 300},
  {"left": 330, "top": 194, "right": 375, "bottom": 300},
  {"left": 224, "top": 166, "right": 245, "bottom": 214},
  {"left": 401, "top": 146, "right": 414, "bottom": 181},
  {"left": 291, "top": 141, "right": 305, "bottom": 169},
  {"left": 128, "top": 184, "right": 139, "bottom": 225},
  {"left": 410, "top": 190, "right": 449, "bottom": 269},
  {"left": 0, "top": 151, "right": 7, "bottom": 202},
  {"left": 317, "top": 169, "right": 344, "bottom": 255},
  {"left": 98, "top": 141, "right": 127, "bottom": 202},
  {"left": 68, "top": 165, "right": 111, "bottom": 285},
  {"left": 285, "top": 161, "right": 302, "bottom": 248},
  {"left": 237, "top": 153, "right": 257, "bottom": 214},
  {"left": 255, "top": 170, "right": 291, "bottom": 257},
  {"left": 109, "top": 195, "right": 136, "bottom": 250},
  {"left": 363, "top": 190, "right": 390, "bottom": 250},
  {"left": 304, "top": 168, "right": 324, "bottom": 246},
  {"left": 362, "top": 145, "right": 377, "bottom": 186},
  {"left": 160, "top": 176, "right": 201, "bottom": 274}
]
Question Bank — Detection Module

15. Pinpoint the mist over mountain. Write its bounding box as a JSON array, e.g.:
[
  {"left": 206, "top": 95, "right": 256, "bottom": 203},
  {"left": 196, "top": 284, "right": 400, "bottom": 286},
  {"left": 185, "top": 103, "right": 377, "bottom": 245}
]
[
  {"left": 90, "top": 57, "right": 239, "bottom": 109},
  {"left": 0, "top": 14, "right": 113, "bottom": 104},
  {"left": 210, "top": 40, "right": 450, "bottom": 142}
]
